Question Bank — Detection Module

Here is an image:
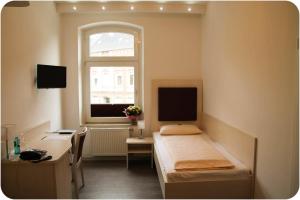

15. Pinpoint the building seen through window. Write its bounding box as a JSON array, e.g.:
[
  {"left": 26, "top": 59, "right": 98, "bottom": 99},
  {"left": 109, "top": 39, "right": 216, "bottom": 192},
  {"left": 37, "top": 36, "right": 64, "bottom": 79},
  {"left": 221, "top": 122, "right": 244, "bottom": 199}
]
[
  {"left": 89, "top": 32, "right": 134, "bottom": 57},
  {"left": 90, "top": 67, "right": 134, "bottom": 105}
]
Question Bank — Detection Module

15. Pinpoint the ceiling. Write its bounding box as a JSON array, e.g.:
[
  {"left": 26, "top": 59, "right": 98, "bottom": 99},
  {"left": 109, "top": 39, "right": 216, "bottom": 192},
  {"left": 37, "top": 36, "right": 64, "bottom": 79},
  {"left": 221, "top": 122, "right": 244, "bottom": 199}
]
[{"left": 55, "top": 1, "right": 207, "bottom": 14}]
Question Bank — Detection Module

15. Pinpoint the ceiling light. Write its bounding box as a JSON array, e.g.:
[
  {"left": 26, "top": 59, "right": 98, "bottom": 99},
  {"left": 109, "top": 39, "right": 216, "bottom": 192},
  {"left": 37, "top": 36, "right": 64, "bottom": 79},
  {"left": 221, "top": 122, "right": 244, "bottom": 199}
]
[
  {"left": 187, "top": 7, "right": 192, "bottom": 12},
  {"left": 159, "top": 6, "right": 164, "bottom": 11},
  {"left": 130, "top": 6, "right": 134, "bottom": 11},
  {"left": 102, "top": 6, "right": 106, "bottom": 10},
  {"left": 72, "top": 6, "right": 77, "bottom": 11}
]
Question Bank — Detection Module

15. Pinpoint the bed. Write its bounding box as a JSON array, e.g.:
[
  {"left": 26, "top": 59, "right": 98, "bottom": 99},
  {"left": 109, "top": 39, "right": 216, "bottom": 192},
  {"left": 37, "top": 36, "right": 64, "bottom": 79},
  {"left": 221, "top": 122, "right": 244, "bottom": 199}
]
[{"left": 150, "top": 80, "right": 257, "bottom": 199}]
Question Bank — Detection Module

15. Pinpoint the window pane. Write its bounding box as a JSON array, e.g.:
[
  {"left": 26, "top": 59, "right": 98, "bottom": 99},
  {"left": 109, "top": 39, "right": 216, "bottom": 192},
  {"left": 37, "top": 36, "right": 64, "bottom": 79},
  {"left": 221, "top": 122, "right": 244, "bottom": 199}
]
[
  {"left": 89, "top": 32, "right": 134, "bottom": 57},
  {"left": 90, "top": 67, "right": 134, "bottom": 104}
]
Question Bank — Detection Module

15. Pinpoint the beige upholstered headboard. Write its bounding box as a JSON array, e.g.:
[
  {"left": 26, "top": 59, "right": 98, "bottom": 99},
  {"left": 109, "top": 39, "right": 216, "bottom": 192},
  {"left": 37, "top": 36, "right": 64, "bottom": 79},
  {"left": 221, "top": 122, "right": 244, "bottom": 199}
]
[{"left": 150, "top": 79, "right": 203, "bottom": 133}]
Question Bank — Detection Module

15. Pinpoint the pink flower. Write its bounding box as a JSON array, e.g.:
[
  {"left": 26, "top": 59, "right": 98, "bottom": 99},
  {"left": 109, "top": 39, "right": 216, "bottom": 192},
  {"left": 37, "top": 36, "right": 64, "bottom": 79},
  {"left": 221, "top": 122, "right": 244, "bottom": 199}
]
[{"left": 127, "top": 115, "right": 138, "bottom": 121}]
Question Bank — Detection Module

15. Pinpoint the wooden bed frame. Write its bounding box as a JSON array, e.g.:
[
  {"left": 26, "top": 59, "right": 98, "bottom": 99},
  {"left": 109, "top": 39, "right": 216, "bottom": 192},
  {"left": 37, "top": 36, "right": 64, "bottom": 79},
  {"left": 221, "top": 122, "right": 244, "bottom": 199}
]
[{"left": 151, "top": 80, "right": 257, "bottom": 199}]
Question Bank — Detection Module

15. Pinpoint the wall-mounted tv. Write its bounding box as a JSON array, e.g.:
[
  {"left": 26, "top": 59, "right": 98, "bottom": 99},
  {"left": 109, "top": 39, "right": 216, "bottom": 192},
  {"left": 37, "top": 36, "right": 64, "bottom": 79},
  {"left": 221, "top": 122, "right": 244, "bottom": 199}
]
[
  {"left": 37, "top": 64, "right": 66, "bottom": 89},
  {"left": 158, "top": 87, "right": 197, "bottom": 121}
]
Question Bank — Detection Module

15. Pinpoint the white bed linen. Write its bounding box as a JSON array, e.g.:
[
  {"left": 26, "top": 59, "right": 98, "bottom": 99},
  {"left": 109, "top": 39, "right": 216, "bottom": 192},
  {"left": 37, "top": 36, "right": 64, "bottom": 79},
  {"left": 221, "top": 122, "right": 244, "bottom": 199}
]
[{"left": 153, "top": 132, "right": 251, "bottom": 183}]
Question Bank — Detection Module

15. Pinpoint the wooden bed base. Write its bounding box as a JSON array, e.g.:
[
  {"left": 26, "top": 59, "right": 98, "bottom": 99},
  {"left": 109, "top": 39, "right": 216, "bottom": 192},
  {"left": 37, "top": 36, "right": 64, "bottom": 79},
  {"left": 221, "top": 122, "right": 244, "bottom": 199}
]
[{"left": 154, "top": 144, "right": 253, "bottom": 199}]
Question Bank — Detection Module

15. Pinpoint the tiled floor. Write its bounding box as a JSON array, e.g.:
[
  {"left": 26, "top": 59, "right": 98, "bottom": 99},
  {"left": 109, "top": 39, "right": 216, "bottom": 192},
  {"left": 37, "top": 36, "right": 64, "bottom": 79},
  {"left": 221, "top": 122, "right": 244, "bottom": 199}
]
[{"left": 79, "top": 159, "right": 163, "bottom": 199}]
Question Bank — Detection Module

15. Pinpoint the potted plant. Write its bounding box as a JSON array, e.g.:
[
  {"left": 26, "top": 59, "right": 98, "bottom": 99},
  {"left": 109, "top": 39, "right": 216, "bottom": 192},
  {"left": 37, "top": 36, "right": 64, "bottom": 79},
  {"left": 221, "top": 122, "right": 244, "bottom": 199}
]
[{"left": 123, "top": 105, "right": 142, "bottom": 125}]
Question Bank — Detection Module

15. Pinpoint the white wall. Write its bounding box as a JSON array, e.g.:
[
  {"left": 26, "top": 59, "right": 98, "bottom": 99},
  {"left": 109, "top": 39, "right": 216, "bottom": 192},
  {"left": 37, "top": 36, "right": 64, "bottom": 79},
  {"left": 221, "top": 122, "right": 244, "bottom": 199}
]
[
  {"left": 1, "top": 2, "right": 62, "bottom": 137},
  {"left": 60, "top": 13, "right": 202, "bottom": 134},
  {"left": 200, "top": 1, "right": 298, "bottom": 198}
]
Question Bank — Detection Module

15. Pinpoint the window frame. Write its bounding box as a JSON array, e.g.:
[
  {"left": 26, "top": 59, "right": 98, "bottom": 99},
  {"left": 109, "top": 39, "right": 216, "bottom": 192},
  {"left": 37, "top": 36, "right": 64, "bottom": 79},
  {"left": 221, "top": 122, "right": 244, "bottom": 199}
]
[
  {"left": 82, "top": 25, "right": 141, "bottom": 123},
  {"left": 84, "top": 26, "right": 139, "bottom": 62}
]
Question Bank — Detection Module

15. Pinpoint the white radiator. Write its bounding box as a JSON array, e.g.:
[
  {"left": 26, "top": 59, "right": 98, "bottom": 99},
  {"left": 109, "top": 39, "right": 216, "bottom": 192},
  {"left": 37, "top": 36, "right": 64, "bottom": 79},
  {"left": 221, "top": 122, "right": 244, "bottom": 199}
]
[{"left": 88, "top": 128, "right": 129, "bottom": 156}]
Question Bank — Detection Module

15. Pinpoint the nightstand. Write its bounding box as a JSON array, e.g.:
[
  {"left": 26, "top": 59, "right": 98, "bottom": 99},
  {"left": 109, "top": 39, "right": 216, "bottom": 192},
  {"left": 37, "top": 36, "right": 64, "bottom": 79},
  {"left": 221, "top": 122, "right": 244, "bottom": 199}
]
[{"left": 126, "top": 137, "right": 154, "bottom": 168}]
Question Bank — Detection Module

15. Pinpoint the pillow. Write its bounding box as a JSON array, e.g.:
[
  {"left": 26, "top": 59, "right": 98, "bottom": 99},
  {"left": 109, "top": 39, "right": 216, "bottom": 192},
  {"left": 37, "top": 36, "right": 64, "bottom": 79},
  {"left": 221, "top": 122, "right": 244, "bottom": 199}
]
[{"left": 160, "top": 124, "right": 202, "bottom": 135}]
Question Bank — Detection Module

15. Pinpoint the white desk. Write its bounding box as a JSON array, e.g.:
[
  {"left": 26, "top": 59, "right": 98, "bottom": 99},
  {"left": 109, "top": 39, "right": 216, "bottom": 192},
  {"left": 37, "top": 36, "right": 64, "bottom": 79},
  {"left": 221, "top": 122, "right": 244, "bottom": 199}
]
[{"left": 1, "top": 131, "right": 75, "bottom": 199}]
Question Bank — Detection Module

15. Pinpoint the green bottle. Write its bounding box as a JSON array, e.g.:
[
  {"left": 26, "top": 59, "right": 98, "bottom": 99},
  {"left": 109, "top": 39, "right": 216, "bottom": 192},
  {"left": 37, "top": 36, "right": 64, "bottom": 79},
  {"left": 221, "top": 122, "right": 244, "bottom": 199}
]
[{"left": 14, "top": 136, "right": 20, "bottom": 155}]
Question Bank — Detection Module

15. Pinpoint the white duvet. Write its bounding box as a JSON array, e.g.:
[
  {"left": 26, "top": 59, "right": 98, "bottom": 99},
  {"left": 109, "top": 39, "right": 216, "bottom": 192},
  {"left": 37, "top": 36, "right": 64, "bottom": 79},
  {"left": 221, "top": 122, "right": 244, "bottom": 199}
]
[{"left": 161, "top": 134, "right": 234, "bottom": 171}]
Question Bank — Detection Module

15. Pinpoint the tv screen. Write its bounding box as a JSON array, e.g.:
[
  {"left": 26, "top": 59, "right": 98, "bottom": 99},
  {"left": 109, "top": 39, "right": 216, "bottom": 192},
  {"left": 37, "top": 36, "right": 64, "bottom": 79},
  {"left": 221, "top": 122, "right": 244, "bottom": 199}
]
[
  {"left": 37, "top": 64, "right": 66, "bottom": 88},
  {"left": 158, "top": 87, "right": 197, "bottom": 121}
]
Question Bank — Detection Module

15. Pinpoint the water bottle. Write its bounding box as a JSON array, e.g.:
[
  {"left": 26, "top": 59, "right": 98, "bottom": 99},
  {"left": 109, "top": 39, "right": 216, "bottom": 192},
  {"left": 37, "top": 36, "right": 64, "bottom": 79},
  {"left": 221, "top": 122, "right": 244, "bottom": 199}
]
[{"left": 13, "top": 136, "right": 20, "bottom": 155}]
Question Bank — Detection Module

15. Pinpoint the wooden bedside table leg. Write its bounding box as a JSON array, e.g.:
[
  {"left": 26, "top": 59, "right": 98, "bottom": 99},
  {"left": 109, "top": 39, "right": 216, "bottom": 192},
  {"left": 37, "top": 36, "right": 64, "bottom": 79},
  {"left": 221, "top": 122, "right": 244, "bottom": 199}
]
[{"left": 126, "top": 145, "right": 129, "bottom": 169}]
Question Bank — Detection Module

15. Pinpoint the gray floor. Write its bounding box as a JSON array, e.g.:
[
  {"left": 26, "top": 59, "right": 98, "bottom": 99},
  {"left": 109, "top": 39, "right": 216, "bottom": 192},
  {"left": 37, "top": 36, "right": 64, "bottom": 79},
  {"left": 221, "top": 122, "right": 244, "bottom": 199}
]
[{"left": 79, "top": 159, "right": 163, "bottom": 199}]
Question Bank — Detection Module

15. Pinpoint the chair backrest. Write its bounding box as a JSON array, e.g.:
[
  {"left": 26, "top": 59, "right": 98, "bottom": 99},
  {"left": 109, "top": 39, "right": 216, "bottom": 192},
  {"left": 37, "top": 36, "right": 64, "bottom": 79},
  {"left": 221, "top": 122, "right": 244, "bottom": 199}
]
[
  {"left": 71, "top": 134, "right": 75, "bottom": 154},
  {"left": 73, "top": 127, "right": 88, "bottom": 165}
]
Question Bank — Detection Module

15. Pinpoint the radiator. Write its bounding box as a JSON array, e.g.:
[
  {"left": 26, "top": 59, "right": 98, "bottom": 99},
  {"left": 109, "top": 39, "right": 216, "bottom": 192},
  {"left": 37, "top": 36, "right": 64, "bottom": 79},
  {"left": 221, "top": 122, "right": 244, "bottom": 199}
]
[{"left": 89, "top": 128, "right": 129, "bottom": 156}]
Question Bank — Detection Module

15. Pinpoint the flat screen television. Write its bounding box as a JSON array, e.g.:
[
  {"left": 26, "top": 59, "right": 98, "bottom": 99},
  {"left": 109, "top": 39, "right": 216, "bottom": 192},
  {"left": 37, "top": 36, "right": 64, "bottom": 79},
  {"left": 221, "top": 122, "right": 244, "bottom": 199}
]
[
  {"left": 37, "top": 64, "right": 66, "bottom": 88},
  {"left": 158, "top": 87, "right": 197, "bottom": 121}
]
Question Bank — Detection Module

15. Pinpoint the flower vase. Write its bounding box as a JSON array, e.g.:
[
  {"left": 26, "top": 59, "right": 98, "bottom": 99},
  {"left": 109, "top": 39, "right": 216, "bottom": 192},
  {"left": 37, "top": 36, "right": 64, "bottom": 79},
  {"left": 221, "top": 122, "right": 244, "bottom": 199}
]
[
  {"left": 127, "top": 115, "right": 138, "bottom": 125},
  {"left": 131, "top": 120, "right": 137, "bottom": 125}
]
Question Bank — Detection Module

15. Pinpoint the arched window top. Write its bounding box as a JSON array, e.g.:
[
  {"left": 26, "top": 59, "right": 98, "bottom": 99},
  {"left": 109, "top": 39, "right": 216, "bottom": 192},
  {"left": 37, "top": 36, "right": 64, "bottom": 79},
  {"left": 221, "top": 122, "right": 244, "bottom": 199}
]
[{"left": 89, "top": 32, "right": 134, "bottom": 57}]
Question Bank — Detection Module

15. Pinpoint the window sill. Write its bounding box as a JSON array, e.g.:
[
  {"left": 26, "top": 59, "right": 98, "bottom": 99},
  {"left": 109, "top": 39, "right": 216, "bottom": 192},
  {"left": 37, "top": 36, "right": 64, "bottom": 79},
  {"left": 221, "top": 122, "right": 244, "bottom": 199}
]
[{"left": 81, "top": 122, "right": 134, "bottom": 128}]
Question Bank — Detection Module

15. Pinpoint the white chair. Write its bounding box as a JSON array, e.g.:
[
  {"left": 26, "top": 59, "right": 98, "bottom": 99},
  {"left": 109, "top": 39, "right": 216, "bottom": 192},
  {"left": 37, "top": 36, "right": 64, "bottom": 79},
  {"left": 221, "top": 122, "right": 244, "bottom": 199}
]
[{"left": 72, "top": 127, "right": 87, "bottom": 199}]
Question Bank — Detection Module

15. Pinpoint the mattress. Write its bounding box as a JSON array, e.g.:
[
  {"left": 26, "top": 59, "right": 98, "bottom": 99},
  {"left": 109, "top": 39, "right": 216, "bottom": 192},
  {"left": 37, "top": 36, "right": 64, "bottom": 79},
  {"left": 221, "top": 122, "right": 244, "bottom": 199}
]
[
  {"left": 161, "top": 134, "right": 234, "bottom": 170},
  {"left": 153, "top": 132, "right": 251, "bottom": 183}
]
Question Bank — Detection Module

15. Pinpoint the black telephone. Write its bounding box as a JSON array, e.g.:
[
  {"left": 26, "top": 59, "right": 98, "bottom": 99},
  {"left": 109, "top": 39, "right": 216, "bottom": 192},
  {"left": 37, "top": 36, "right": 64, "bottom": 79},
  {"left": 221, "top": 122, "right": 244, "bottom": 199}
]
[{"left": 19, "top": 149, "right": 47, "bottom": 161}]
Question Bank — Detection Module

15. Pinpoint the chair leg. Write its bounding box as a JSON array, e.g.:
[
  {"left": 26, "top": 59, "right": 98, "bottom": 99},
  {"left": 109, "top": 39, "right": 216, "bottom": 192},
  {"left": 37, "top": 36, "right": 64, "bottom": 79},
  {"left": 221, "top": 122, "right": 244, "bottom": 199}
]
[
  {"left": 73, "top": 168, "right": 79, "bottom": 199},
  {"left": 80, "top": 165, "right": 85, "bottom": 188}
]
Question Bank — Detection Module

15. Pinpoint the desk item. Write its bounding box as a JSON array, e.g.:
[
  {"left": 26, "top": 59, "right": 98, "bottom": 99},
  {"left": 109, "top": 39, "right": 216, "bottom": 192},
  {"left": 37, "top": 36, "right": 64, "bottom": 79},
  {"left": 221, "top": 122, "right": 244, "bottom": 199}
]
[
  {"left": 8, "top": 150, "right": 19, "bottom": 161},
  {"left": 59, "top": 132, "right": 73, "bottom": 134},
  {"left": 32, "top": 155, "right": 53, "bottom": 163},
  {"left": 137, "top": 120, "right": 145, "bottom": 139},
  {"left": 45, "top": 135, "right": 70, "bottom": 141},
  {"left": 1, "top": 124, "right": 16, "bottom": 160},
  {"left": 13, "top": 137, "right": 20, "bottom": 155},
  {"left": 19, "top": 149, "right": 47, "bottom": 161},
  {"left": 138, "top": 129, "right": 144, "bottom": 139},
  {"left": 56, "top": 129, "right": 76, "bottom": 134},
  {"left": 19, "top": 132, "right": 27, "bottom": 151}
]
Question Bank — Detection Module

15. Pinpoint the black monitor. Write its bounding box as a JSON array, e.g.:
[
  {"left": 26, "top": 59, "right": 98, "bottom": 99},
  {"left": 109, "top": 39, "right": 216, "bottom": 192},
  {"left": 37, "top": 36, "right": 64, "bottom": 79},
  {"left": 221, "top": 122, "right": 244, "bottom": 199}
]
[
  {"left": 37, "top": 64, "right": 66, "bottom": 88},
  {"left": 158, "top": 87, "right": 197, "bottom": 121}
]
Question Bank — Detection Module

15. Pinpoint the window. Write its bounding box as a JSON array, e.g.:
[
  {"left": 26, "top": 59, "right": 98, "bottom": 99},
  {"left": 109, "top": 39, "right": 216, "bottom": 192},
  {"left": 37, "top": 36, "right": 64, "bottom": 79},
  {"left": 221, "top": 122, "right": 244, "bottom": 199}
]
[
  {"left": 88, "top": 66, "right": 136, "bottom": 118},
  {"left": 82, "top": 25, "right": 141, "bottom": 122},
  {"left": 89, "top": 32, "right": 134, "bottom": 57}
]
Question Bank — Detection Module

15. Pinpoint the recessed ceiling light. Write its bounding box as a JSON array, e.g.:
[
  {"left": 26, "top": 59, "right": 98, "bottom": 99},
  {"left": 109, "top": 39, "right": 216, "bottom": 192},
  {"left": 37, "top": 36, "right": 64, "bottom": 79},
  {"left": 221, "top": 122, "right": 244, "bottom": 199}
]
[
  {"left": 72, "top": 6, "right": 77, "bottom": 11},
  {"left": 159, "top": 6, "right": 164, "bottom": 11},
  {"left": 130, "top": 6, "right": 135, "bottom": 11},
  {"left": 187, "top": 7, "right": 192, "bottom": 12},
  {"left": 102, "top": 6, "right": 106, "bottom": 10}
]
